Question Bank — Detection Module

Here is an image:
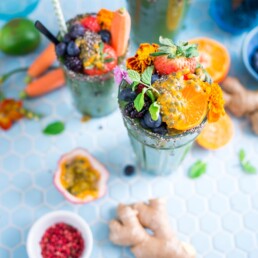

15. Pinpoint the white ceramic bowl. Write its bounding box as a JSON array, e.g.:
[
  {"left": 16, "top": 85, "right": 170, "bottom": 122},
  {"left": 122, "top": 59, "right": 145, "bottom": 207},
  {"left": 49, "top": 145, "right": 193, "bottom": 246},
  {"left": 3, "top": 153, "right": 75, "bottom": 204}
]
[{"left": 27, "top": 211, "right": 93, "bottom": 258}]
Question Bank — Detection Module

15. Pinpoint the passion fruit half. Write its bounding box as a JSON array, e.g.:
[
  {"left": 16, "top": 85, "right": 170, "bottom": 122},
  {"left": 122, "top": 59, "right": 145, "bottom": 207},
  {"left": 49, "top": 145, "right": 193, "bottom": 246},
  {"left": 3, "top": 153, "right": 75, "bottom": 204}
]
[{"left": 54, "top": 148, "right": 109, "bottom": 204}]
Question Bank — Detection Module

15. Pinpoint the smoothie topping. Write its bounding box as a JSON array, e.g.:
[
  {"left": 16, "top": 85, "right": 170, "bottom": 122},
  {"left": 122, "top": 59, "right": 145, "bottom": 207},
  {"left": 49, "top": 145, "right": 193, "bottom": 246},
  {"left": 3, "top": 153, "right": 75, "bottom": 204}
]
[
  {"left": 55, "top": 8, "right": 130, "bottom": 75},
  {"left": 118, "top": 37, "right": 225, "bottom": 135},
  {"left": 60, "top": 155, "right": 100, "bottom": 199},
  {"left": 127, "top": 43, "right": 159, "bottom": 73}
]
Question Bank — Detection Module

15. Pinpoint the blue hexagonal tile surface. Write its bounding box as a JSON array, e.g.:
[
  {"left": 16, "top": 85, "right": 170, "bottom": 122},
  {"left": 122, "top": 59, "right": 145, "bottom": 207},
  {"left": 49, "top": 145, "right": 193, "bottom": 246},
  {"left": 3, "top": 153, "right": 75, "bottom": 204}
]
[{"left": 1, "top": 0, "right": 258, "bottom": 258}]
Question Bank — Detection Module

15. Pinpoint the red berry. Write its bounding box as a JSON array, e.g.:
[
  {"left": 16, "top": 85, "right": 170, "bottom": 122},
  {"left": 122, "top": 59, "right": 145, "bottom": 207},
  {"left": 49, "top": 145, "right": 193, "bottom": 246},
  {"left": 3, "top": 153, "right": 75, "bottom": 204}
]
[
  {"left": 84, "top": 44, "right": 117, "bottom": 76},
  {"left": 135, "top": 84, "right": 146, "bottom": 94},
  {"left": 80, "top": 16, "right": 100, "bottom": 32},
  {"left": 154, "top": 56, "right": 197, "bottom": 75}
]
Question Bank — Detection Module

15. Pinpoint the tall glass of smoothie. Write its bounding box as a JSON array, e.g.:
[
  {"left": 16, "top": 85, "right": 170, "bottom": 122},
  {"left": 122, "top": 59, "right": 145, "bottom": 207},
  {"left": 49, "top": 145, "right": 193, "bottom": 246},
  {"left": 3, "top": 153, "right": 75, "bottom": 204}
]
[
  {"left": 126, "top": 0, "right": 190, "bottom": 47},
  {"left": 56, "top": 9, "right": 131, "bottom": 117},
  {"left": 117, "top": 37, "right": 225, "bottom": 175}
]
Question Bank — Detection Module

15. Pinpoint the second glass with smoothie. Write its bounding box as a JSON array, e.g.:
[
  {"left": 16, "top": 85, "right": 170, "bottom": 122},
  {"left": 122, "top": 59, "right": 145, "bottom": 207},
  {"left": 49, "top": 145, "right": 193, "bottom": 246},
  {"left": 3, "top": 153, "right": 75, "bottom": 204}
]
[
  {"left": 127, "top": 0, "right": 190, "bottom": 46},
  {"left": 56, "top": 9, "right": 131, "bottom": 117}
]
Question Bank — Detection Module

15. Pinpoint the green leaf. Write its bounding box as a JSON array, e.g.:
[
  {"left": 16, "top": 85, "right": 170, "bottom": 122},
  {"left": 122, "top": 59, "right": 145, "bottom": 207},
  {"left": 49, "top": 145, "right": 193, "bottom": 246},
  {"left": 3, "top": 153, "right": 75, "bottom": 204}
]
[
  {"left": 134, "top": 88, "right": 147, "bottom": 112},
  {"left": 141, "top": 66, "right": 154, "bottom": 85},
  {"left": 132, "top": 81, "right": 139, "bottom": 91},
  {"left": 242, "top": 162, "right": 257, "bottom": 174},
  {"left": 127, "top": 69, "right": 141, "bottom": 82},
  {"left": 150, "top": 52, "right": 167, "bottom": 57},
  {"left": 146, "top": 90, "right": 155, "bottom": 102},
  {"left": 159, "top": 36, "right": 174, "bottom": 47},
  {"left": 104, "top": 58, "right": 115, "bottom": 63},
  {"left": 238, "top": 148, "right": 257, "bottom": 174},
  {"left": 99, "top": 42, "right": 104, "bottom": 53},
  {"left": 0, "top": 91, "right": 5, "bottom": 101},
  {"left": 149, "top": 102, "right": 160, "bottom": 121},
  {"left": 185, "top": 47, "right": 199, "bottom": 58},
  {"left": 239, "top": 149, "right": 246, "bottom": 163},
  {"left": 43, "top": 121, "right": 65, "bottom": 135},
  {"left": 188, "top": 160, "right": 207, "bottom": 179}
]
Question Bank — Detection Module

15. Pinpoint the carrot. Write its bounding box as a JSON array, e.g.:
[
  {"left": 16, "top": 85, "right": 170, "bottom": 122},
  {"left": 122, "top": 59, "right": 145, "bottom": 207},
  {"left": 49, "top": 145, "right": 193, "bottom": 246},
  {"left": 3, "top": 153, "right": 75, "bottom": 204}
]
[
  {"left": 20, "top": 68, "right": 65, "bottom": 98},
  {"left": 25, "top": 43, "right": 56, "bottom": 83},
  {"left": 110, "top": 8, "right": 131, "bottom": 57}
]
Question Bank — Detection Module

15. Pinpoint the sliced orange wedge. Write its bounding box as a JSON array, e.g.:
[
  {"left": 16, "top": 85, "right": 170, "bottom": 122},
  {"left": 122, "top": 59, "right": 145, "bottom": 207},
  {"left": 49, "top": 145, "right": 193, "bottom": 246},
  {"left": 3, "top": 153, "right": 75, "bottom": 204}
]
[
  {"left": 196, "top": 113, "right": 234, "bottom": 150},
  {"left": 189, "top": 37, "right": 230, "bottom": 83},
  {"left": 173, "top": 84, "right": 208, "bottom": 131}
]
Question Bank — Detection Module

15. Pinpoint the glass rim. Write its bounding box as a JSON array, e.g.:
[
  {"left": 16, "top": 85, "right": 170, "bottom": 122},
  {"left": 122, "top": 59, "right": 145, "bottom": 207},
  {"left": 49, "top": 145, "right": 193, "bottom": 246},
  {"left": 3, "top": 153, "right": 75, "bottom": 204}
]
[{"left": 122, "top": 112, "right": 207, "bottom": 141}]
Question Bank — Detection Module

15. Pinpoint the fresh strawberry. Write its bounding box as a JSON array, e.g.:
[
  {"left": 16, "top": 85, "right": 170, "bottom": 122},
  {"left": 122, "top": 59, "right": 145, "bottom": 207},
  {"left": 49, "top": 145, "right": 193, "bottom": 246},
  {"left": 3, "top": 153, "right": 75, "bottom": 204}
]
[
  {"left": 154, "top": 56, "right": 197, "bottom": 75},
  {"left": 80, "top": 16, "right": 100, "bottom": 33},
  {"left": 84, "top": 44, "right": 117, "bottom": 76}
]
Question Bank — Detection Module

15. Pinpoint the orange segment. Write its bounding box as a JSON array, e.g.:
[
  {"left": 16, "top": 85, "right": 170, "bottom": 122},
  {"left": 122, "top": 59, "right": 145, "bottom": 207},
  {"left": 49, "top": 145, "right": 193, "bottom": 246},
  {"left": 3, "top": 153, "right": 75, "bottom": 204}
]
[
  {"left": 196, "top": 113, "right": 234, "bottom": 150},
  {"left": 189, "top": 37, "right": 230, "bottom": 83},
  {"left": 173, "top": 84, "right": 208, "bottom": 131}
]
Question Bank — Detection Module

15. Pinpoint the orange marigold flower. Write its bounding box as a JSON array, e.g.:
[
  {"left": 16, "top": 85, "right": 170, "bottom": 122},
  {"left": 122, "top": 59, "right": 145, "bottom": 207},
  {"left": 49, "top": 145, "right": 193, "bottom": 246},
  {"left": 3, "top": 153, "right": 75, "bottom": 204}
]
[
  {"left": 0, "top": 99, "right": 23, "bottom": 130},
  {"left": 126, "top": 43, "right": 159, "bottom": 73},
  {"left": 97, "top": 9, "right": 114, "bottom": 30},
  {"left": 204, "top": 83, "right": 225, "bottom": 122}
]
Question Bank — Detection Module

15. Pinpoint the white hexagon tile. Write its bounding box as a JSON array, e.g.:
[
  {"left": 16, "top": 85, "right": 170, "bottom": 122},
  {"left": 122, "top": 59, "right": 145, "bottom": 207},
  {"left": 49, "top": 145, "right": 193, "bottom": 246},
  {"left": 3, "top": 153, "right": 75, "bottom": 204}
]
[{"left": 0, "top": 0, "right": 258, "bottom": 258}]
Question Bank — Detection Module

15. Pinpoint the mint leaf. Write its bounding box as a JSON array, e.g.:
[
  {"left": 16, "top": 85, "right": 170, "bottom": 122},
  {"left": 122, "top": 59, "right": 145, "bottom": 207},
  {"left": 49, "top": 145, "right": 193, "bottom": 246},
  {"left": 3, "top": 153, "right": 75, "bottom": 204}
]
[
  {"left": 104, "top": 58, "right": 115, "bottom": 63},
  {"left": 242, "top": 162, "right": 257, "bottom": 174},
  {"left": 0, "top": 91, "right": 5, "bottom": 101},
  {"left": 99, "top": 42, "right": 104, "bottom": 54},
  {"left": 141, "top": 66, "right": 154, "bottom": 85},
  {"left": 149, "top": 102, "right": 160, "bottom": 121},
  {"left": 132, "top": 81, "right": 139, "bottom": 91},
  {"left": 150, "top": 52, "right": 167, "bottom": 57},
  {"left": 239, "top": 149, "right": 246, "bottom": 162},
  {"left": 238, "top": 148, "right": 257, "bottom": 174},
  {"left": 159, "top": 36, "right": 174, "bottom": 47},
  {"left": 147, "top": 90, "right": 155, "bottom": 102},
  {"left": 134, "top": 88, "right": 147, "bottom": 112},
  {"left": 43, "top": 121, "right": 65, "bottom": 135},
  {"left": 127, "top": 70, "right": 141, "bottom": 82},
  {"left": 188, "top": 160, "right": 207, "bottom": 179}
]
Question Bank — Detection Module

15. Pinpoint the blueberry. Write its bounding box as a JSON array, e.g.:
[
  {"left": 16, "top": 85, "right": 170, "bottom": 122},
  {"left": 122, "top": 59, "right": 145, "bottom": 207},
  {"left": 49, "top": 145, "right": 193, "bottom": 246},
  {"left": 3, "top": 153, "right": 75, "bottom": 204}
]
[
  {"left": 98, "top": 30, "right": 111, "bottom": 44},
  {"left": 140, "top": 118, "right": 149, "bottom": 129},
  {"left": 119, "top": 88, "right": 137, "bottom": 101},
  {"left": 67, "top": 41, "right": 80, "bottom": 56},
  {"left": 143, "top": 112, "right": 162, "bottom": 128},
  {"left": 63, "top": 33, "right": 72, "bottom": 43},
  {"left": 55, "top": 42, "right": 66, "bottom": 57},
  {"left": 152, "top": 123, "right": 168, "bottom": 135},
  {"left": 69, "top": 24, "right": 85, "bottom": 39},
  {"left": 151, "top": 74, "right": 160, "bottom": 84},
  {"left": 124, "top": 165, "right": 135, "bottom": 176}
]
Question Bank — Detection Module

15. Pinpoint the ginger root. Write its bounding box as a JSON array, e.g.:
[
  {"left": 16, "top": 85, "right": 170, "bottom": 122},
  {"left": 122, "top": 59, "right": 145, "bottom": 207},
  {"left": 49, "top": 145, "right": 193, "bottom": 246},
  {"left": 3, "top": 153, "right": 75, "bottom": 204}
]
[
  {"left": 109, "top": 199, "right": 196, "bottom": 258},
  {"left": 222, "top": 77, "right": 258, "bottom": 134}
]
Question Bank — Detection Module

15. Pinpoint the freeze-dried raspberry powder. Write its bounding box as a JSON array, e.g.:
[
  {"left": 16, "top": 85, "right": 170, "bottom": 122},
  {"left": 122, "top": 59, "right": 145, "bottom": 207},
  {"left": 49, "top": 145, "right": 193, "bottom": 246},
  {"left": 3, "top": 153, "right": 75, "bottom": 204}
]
[{"left": 40, "top": 222, "right": 84, "bottom": 258}]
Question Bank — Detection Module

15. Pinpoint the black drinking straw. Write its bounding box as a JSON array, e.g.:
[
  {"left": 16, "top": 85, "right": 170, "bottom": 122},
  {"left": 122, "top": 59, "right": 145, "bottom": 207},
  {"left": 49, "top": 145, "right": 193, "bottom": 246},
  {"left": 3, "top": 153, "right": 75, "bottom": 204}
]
[{"left": 35, "top": 20, "right": 60, "bottom": 45}]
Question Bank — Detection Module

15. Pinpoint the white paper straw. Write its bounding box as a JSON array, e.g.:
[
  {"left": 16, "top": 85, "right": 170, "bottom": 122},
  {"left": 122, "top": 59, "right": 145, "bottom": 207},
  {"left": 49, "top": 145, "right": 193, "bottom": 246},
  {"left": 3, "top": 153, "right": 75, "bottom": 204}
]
[{"left": 51, "top": 0, "right": 67, "bottom": 37}]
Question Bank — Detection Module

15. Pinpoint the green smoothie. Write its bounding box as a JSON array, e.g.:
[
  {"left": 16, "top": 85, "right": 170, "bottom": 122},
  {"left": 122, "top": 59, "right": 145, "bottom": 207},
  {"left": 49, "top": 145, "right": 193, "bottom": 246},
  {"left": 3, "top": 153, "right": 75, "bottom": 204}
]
[
  {"left": 63, "top": 66, "right": 117, "bottom": 117},
  {"left": 127, "top": 0, "right": 190, "bottom": 46},
  {"left": 119, "top": 80, "right": 206, "bottom": 175},
  {"left": 57, "top": 12, "right": 126, "bottom": 117}
]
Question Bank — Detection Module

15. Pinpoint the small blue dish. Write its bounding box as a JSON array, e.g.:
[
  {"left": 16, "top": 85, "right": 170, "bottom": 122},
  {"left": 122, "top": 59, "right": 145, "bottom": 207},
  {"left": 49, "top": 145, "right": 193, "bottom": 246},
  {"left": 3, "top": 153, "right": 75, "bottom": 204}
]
[{"left": 242, "top": 26, "right": 258, "bottom": 81}]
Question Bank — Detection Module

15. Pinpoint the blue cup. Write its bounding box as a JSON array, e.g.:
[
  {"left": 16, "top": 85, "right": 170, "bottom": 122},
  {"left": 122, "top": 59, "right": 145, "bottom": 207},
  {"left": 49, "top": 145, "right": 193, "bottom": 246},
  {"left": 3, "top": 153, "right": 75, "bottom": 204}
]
[
  {"left": 210, "top": 0, "right": 258, "bottom": 34},
  {"left": 0, "top": 0, "right": 39, "bottom": 21}
]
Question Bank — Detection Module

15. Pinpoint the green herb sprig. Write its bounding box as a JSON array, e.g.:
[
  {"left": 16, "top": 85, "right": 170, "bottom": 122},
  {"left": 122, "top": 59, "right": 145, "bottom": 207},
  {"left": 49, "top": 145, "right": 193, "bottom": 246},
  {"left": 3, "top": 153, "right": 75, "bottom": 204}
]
[
  {"left": 127, "top": 66, "right": 160, "bottom": 121},
  {"left": 150, "top": 36, "right": 199, "bottom": 59},
  {"left": 239, "top": 149, "right": 257, "bottom": 174}
]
